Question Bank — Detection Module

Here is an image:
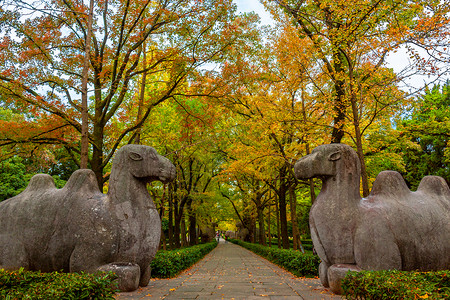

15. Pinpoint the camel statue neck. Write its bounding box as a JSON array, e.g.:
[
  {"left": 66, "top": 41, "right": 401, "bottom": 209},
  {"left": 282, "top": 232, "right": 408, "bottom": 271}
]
[
  {"left": 107, "top": 166, "right": 154, "bottom": 209},
  {"left": 319, "top": 165, "right": 361, "bottom": 204}
]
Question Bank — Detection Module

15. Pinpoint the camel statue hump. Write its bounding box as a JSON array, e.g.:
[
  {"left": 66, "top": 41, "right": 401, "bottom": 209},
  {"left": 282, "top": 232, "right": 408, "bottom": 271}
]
[
  {"left": 369, "top": 171, "right": 410, "bottom": 198},
  {"left": 417, "top": 176, "right": 450, "bottom": 197},
  {"left": 23, "top": 174, "right": 56, "bottom": 193},
  {"left": 63, "top": 169, "right": 101, "bottom": 194}
]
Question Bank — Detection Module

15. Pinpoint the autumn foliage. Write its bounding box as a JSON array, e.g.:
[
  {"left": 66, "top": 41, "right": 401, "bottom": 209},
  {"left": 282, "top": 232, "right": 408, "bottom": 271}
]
[{"left": 0, "top": 0, "right": 449, "bottom": 250}]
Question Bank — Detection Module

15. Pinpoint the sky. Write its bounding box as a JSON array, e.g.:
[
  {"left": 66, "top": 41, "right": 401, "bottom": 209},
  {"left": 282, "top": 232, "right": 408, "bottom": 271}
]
[
  {"left": 233, "top": 0, "right": 448, "bottom": 93},
  {"left": 235, "top": 0, "right": 274, "bottom": 26}
]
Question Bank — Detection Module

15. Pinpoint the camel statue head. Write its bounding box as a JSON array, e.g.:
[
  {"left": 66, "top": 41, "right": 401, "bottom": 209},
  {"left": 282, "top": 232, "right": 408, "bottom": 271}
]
[
  {"left": 295, "top": 143, "right": 360, "bottom": 182},
  {"left": 112, "top": 144, "right": 176, "bottom": 184}
]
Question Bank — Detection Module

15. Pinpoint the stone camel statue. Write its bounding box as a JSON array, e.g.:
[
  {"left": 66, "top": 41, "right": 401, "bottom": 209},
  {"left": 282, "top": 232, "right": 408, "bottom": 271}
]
[
  {"left": 0, "top": 145, "right": 175, "bottom": 291},
  {"left": 294, "top": 143, "right": 450, "bottom": 294}
]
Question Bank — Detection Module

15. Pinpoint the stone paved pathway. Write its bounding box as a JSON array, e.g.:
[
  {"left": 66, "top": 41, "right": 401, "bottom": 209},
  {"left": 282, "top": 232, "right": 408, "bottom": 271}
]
[{"left": 116, "top": 239, "right": 342, "bottom": 300}]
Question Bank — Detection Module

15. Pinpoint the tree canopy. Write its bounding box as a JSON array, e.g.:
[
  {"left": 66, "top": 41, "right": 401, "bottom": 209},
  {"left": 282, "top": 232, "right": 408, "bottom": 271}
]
[{"left": 0, "top": 0, "right": 449, "bottom": 249}]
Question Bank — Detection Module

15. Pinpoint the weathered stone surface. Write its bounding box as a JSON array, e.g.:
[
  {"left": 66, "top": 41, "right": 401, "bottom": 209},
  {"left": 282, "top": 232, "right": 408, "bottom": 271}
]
[
  {"left": 294, "top": 143, "right": 450, "bottom": 294},
  {"left": 0, "top": 145, "right": 175, "bottom": 292},
  {"left": 327, "top": 264, "right": 361, "bottom": 295},
  {"left": 318, "top": 262, "right": 330, "bottom": 288},
  {"left": 98, "top": 262, "right": 140, "bottom": 292}
]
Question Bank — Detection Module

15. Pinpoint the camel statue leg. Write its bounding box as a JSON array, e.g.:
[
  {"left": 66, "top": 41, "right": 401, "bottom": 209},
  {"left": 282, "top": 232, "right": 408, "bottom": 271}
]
[
  {"left": 353, "top": 211, "right": 402, "bottom": 271},
  {"left": 97, "top": 262, "right": 141, "bottom": 292},
  {"left": 70, "top": 244, "right": 140, "bottom": 292},
  {"left": 139, "top": 264, "right": 152, "bottom": 287},
  {"left": 327, "top": 264, "right": 361, "bottom": 294},
  {"left": 319, "top": 262, "right": 330, "bottom": 287}
]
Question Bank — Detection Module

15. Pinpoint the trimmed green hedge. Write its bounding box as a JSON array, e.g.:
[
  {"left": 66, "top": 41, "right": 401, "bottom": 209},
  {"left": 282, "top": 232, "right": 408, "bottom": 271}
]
[
  {"left": 230, "top": 239, "right": 320, "bottom": 277},
  {"left": 269, "top": 239, "right": 314, "bottom": 251},
  {"left": 0, "top": 242, "right": 217, "bottom": 298},
  {"left": 0, "top": 268, "right": 117, "bottom": 299},
  {"left": 151, "top": 241, "right": 217, "bottom": 278},
  {"left": 342, "top": 270, "right": 450, "bottom": 300}
]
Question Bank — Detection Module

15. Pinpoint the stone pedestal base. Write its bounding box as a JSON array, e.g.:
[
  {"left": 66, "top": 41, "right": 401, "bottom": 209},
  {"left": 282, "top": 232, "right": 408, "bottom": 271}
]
[
  {"left": 328, "top": 264, "right": 361, "bottom": 294},
  {"left": 98, "top": 262, "right": 140, "bottom": 292}
]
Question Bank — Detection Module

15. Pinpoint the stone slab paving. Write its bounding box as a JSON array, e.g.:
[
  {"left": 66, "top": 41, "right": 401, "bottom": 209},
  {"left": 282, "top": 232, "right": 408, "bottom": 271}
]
[{"left": 116, "top": 239, "right": 342, "bottom": 300}]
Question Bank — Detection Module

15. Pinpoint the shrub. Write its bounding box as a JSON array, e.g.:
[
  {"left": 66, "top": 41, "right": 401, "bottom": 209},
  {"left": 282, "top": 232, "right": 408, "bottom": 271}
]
[
  {"left": 151, "top": 241, "right": 217, "bottom": 278},
  {"left": 342, "top": 269, "right": 450, "bottom": 300},
  {"left": 229, "top": 239, "right": 320, "bottom": 277},
  {"left": 0, "top": 268, "right": 118, "bottom": 299},
  {"left": 269, "top": 238, "right": 314, "bottom": 251}
]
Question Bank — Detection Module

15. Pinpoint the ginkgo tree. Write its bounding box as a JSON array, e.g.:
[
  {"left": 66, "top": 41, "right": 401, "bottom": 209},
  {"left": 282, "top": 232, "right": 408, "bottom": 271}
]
[
  {"left": 0, "top": 0, "right": 256, "bottom": 188},
  {"left": 263, "top": 0, "right": 450, "bottom": 196},
  {"left": 132, "top": 83, "right": 231, "bottom": 247},
  {"left": 213, "top": 18, "right": 346, "bottom": 247}
]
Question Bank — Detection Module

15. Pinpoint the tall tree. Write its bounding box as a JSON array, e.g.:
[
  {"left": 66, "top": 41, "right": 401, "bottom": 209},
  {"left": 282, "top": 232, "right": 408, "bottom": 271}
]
[
  {"left": 134, "top": 84, "right": 227, "bottom": 247},
  {"left": 80, "top": 0, "right": 94, "bottom": 168},
  {"left": 264, "top": 0, "right": 450, "bottom": 196},
  {"left": 0, "top": 0, "right": 252, "bottom": 188},
  {"left": 401, "top": 83, "right": 450, "bottom": 188}
]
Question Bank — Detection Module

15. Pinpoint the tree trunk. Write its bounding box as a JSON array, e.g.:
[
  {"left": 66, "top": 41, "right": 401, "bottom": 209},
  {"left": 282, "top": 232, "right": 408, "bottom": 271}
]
[
  {"left": 160, "top": 229, "right": 167, "bottom": 250},
  {"left": 173, "top": 191, "right": 182, "bottom": 248},
  {"left": 80, "top": 0, "right": 94, "bottom": 169},
  {"left": 188, "top": 214, "right": 197, "bottom": 246},
  {"left": 181, "top": 218, "right": 187, "bottom": 247},
  {"left": 250, "top": 219, "right": 256, "bottom": 243},
  {"left": 289, "top": 184, "right": 304, "bottom": 253},
  {"left": 134, "top": 42, "right": 147, "bottom": 145},
  {"left": 275, "top": 199, "right": 281, "bottom": 249},
  {"left": 257, "top": 205, "right": 266, "bottom": 246},
  {"left": 267, "top": 202, "right": 271, "bottom": 247},
  {"left": 331, "top": 52, "right": 346, "bottom": 144},
  {"left": 350, "top": 95, "right": 370, "bottom": 197},
  {"left": 174, "top": 214, "right": 181, "bottom": 249},
  {"left": 278, "top": 176, "right": 289, "bottom": 249},
  {"left": 187, "top": 199, "right": 197, "bottom": 246},
  {"left": 168, "top": 184, "right": 174, "bottom": 249}
]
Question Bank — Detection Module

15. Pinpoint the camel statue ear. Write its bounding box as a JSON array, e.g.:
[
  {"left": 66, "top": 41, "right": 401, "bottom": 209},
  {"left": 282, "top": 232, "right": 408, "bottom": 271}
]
[
  {"left": 149, "top": 149, "right": 158, "bottom": 160},
  {"left": 328, "top": 151, "right": 341, "bottom": 161},
  {"left": 129, "top": 152, "right": 143, "bottom": 161}
]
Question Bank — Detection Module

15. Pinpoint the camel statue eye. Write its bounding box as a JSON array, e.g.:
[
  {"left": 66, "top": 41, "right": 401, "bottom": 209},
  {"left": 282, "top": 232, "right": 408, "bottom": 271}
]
[
  {"left": 129, "top": 152, "right": 143, "bottom": 161},
  {"left": 328, "top": 151, "right": 341, "bottom": 161}
]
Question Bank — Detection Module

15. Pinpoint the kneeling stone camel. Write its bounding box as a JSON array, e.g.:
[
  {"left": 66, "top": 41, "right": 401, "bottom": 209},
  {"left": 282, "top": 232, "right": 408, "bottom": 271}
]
[
  {"left": 0, "top": 145, "right": 175, "bottom": 291},
  {"left": 294, "top": 144, "right": 450, "bottom": 294}
]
